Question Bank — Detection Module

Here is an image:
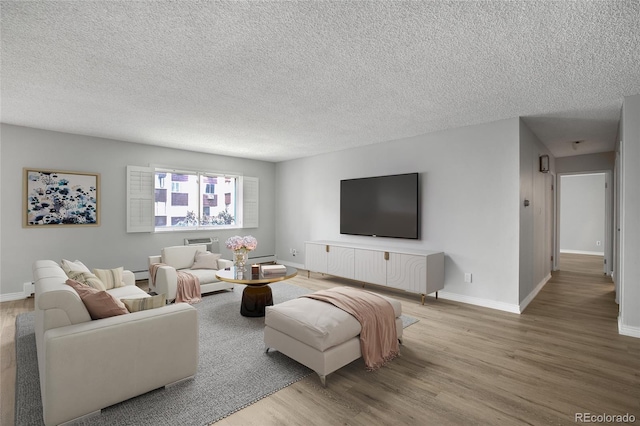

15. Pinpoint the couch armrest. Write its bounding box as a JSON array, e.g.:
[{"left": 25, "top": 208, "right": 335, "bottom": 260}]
[
  {"left": 217, "top": 259, "right": 233, "bottom": 269},
  {"left": 41, "top": 304, "right": 197, "bottom": 426},
  {"left": 154, "top": 265, "right": 178, "bottom": 301},
  {"left": 122, "top": 270, "right": 135, "bottom": 286}
]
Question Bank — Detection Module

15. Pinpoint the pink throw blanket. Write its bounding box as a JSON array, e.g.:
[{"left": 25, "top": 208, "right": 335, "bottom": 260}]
[
  {"left": 301, "top": 286, "right": 399, "bottom": 370},
  {"left": 149, "top": 263, "right": 201, "bottom": 304},
  {"left": 175, "top": 271, "right": 201, "bottom": 304}
]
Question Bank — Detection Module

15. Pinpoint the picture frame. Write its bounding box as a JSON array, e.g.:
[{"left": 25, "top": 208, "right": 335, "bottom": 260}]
[{"left": 23, "top": 168, "right": 100, "bottom": 227}]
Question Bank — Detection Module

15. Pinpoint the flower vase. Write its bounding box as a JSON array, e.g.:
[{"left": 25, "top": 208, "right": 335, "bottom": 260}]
[{"left": 234, "top": 250, "right": 247, "bottom": 270}]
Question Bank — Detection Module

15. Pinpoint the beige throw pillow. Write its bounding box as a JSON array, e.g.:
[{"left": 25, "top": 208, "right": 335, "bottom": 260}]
[
  {"left": 121, "top": 294, "right": 166, "bottom": 313},
  {"left": 66, "top": 279, "right": 129, "bottom": 320},
  {"left": 67, "top": 270, "right": 107, "bottom": 291},
  {"left": 93, "top": 267, "right": 124, "bottom": 289},
  {"left": 61, "top": 259, "right": 91, "bottom": 275},
  {"left": 191, "top": 251, "right": 222, "bottom": 270}
]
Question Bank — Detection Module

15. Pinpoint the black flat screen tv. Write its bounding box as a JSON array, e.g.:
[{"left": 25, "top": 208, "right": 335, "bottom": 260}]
[{"left": 340, "top": 173, "right": 419, "bottom": 239}]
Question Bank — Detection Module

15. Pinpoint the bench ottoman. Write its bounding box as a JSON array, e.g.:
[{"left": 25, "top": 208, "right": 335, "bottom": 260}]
[{"left": 264, "top": 290, "right": 403, "bottom": 386}]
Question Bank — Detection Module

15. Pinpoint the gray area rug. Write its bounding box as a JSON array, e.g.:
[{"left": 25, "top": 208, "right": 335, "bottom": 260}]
[{"left": 15, "top": 282, "right": 418, "bottom": 425}]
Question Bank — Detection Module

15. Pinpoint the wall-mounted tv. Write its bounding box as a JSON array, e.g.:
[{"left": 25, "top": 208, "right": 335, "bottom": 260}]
[{"left": 340, "top": 173, "right": 419, "bottom": 239}]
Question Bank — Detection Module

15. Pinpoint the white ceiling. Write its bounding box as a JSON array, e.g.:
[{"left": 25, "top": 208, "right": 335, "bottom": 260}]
[{"left": 1, "top": 1, "right": 639, "bottom": 162}]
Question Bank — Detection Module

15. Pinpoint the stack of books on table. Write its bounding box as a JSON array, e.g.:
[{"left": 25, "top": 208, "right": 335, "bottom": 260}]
[{"left": 261, "top": 264, "right": 287, "bottom": 276}]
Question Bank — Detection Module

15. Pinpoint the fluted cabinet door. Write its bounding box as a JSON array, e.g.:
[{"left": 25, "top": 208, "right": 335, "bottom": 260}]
[
  {"left": 327, "top": 246, "right": 354, "bottom": 279},
  {"left": 305, "top": 243, "right": 328, "bottom": 274},
  {"left": 387, "top": 253, "right": 427, "bottom": 293},
  {"left": 354, "top": 249, "right": 386, "bottom": 285}
]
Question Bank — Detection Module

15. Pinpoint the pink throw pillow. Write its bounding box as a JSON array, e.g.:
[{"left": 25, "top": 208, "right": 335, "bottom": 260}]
[{"left": 66, "top": 279, "right": 129, "bottom": 320}]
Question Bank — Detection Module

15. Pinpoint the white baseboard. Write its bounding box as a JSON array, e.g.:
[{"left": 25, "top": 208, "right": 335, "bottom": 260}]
[
  {"left": 618, "top": 317, "right": 640, "bottom": 338},
  {"left": 437, "top": 291, "right": 520, "bottom": 314},
  {"left": 0, "top": 282, "right": 33, "bottom": 302},
  {"left": 559, "top": 249, "right": 605, "bottom": 256},
  {"left": 519, "top": 273, "right": 552, "bottom": 313},
  {"left": 248, "top": 255, "right": 277, "bottom": 264},
  {"left": 277, "top": 260, "right": 305, "bottom": 269},
  {"left": 133, "top": 271, "right": 149, "bottom": 280}
]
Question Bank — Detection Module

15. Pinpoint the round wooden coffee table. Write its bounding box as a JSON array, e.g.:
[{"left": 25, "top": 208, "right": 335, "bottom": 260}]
[{"left": 215, "top": 266, "right": 298, "bottom": 317}]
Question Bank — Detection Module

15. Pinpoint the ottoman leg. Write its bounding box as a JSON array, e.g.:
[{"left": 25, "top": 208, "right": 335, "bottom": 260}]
[
  {"left": 241, "top": 285, "right": 273, "bottom": 317},
  {"left": 318, "top": 374, "right": 326, "bottom": 387}
]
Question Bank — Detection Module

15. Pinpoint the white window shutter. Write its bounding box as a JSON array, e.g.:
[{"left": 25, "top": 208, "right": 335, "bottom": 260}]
[
  {"left": 242, "top": 176, "right": 259, "bottom": 228},
  {"left": 127, "top": 166, "right": 154, "bottom": 233}
]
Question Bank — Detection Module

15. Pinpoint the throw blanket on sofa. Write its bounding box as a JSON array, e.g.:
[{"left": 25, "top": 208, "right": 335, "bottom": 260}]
[
  {"left": 149, "top": 263, "right": 201, "bottom": 304},
  {"left": 301, "top": 286, "right": 399, "bottom": 371}
]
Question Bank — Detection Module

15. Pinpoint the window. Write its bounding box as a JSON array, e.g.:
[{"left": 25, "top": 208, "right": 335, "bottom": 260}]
[
  {"left": 126, "top": 165, "right": 258, "bottom": 233},
  {"left": 154, "top": 170, "right": 237, "bottom": 230}
]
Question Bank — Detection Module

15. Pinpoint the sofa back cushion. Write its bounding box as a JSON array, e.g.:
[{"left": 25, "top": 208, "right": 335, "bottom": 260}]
[{"left": 161, "top": 245, "right": 207, "bottom": 270}]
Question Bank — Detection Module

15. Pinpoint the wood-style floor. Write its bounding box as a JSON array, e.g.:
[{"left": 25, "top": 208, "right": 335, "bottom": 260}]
[{"left": 2, "top": 254, "right": 638, "bottom": 425}]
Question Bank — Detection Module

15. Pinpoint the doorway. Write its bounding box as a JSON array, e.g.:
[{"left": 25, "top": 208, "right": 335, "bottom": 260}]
[{"left": 557, "top": 172, "right": 611, "bottom": 275}]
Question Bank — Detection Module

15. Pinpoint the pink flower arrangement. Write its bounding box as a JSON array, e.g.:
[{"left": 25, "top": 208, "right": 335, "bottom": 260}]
[{"left": 225, "top": 235, "right": 258, "bottom": 252}]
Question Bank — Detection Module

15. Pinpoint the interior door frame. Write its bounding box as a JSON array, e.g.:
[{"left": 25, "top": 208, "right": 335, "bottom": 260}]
[{"left": 554, "top": 170, "right": 613, "bottom": 275}]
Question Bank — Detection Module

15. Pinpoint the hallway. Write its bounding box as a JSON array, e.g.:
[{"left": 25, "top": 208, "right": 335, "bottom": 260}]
[{"left": 558, "top": 252, "right": 608, "bottom": 276}]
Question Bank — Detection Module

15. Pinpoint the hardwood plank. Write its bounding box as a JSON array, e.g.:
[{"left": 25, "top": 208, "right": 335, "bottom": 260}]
[{"left": 2, "top": 255, "right": 639, "bottom": 426}]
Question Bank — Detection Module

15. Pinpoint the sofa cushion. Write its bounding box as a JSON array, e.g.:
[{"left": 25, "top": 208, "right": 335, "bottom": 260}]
[
  {"left": 265, "top": 298, "right": 362, "bottom": 351},
  {"left": 93, "top": 267, "right": 124, "bottom": 290},
  {"left": 107, "top": 285, "right": 149, "bottom": 299},
  {"left": 182, "top": 268, "right": 219, "bottom": 284},
  {"left": 67, "top": 270, "right": 107, "bottom": 291},
  {"left": 161, "top": 245, "right": 207, "bottom": 270},
  {"left": 191, "top": 251, "right": 221, "bottom": 269},
  {"left": 265, "top": 293, "right": 403, "bottom": 352},
  {"left": 122, "top": 293, "right": 166, "bottom": 312},
  {"left": 61, "top": 259, "right": 91, "bottom": 275},
  {"left": 66, "top": 279, "right": 129, "bottom": 320}
]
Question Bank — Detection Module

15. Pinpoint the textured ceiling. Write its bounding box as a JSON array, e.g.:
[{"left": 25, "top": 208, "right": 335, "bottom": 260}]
[{"left": 1, "top": 1, "right": 639, "bottom": 162}]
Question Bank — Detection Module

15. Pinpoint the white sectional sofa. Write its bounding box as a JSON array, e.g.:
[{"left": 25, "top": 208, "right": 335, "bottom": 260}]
[
  {"left": 33, "top": 260, "right": 198, "bottom": 426},
  {"left": 148, "top": 244, "right": 234, "bottom": 302}
]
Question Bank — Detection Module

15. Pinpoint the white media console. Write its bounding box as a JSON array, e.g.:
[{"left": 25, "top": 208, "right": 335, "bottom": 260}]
[{"left": 305, "top": 240, "right": 444, "bottom": 304}]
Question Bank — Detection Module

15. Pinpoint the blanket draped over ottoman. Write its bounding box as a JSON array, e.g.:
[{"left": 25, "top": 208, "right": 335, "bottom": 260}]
[{"left": 301, "top": 286, "right": 399, "bottom": 370}]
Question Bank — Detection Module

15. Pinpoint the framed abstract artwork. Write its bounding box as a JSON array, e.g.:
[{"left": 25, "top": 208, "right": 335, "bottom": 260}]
[{"left": 23, "top": 168, "right": 100, "bottom": 227}]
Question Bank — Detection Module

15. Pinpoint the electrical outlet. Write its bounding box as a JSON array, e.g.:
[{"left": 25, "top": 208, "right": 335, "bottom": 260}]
[
  {"left": 292, "top": 249, "right": 297, "bottom": 257},
  {"left": 464, "top": 273, "right": 472, "bottom": 283}
]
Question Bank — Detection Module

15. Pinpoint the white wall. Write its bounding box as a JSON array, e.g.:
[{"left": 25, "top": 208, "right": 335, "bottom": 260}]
[
  {"left": 559, "top": 174, "right": 605, "bottom": 255},
  {"left": 0, "top": 124, "right": 277, "bottom": 299},
  {"left": 619, "top": 94, "right": 640, "bottom": 337},
  {"left": 275, "top": 118, "right": 523, "bottom": 310},
  {"left": 519, "top": 120, "right": 554, "bottom": 307},
  {"left": 556, "top": 152, "right": 615, "bottom": 174}
]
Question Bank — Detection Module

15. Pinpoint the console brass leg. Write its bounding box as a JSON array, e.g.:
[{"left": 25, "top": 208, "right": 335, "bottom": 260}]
[{"left": 421, "top": 294, "right": 425, "bottom": 305}]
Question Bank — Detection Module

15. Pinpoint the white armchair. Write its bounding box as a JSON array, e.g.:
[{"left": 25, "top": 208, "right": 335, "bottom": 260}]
[{"left": 148, "top": 244, "right": 234, "bottom": 302}]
